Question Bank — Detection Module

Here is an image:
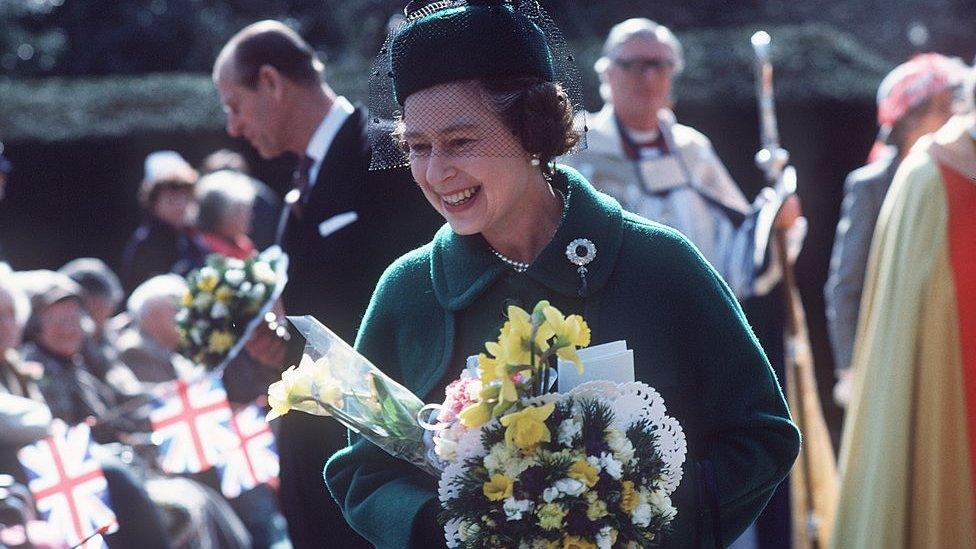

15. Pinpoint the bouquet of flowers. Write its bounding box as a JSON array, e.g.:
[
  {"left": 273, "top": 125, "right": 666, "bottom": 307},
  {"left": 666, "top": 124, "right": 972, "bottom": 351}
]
[
  {"left": 267, "top": 301, "right": 685, "bottom": 547},
  {"left": 177, "top": 246, "right": 288, "bottom": 371}
]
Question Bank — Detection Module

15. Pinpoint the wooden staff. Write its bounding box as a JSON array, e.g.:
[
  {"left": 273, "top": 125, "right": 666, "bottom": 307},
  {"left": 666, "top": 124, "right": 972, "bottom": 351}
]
[{"left": 750, "top": 31, "right": 838, "bottom": 549}]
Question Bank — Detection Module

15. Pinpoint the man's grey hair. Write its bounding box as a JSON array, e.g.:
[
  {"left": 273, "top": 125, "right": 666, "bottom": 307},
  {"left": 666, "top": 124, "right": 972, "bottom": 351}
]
[
  {"left": 195, "top": 170, "right": 257, "bottom": 234},
  {"left": 0, "top": 272, "right": 31, "bottom": 328},
  {"left": 127, "top": 274, "right": 188, "bottom": 328},
  {"left": 595, "top": 18, "right": 685, "bottom": 77}
]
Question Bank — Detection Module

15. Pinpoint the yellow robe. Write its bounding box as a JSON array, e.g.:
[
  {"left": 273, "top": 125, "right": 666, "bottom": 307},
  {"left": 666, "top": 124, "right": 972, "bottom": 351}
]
[{"left": 833, "top": 114, "right": 976, "bottom": 548}]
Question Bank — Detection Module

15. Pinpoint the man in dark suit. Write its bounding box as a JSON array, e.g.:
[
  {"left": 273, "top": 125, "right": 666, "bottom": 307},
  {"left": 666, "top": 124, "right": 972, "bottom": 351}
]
[{"left": 213, "top": 21, "right": 442, "bottom": 548}]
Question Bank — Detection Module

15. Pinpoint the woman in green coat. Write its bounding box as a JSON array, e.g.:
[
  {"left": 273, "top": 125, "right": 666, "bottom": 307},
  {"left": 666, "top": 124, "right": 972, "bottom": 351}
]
[{"left": 325, "top": 2, "right": 799, "bottom": 547}]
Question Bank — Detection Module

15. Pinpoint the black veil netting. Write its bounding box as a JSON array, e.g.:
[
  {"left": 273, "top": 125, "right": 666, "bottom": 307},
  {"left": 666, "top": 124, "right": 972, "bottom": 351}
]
[{"left": 367, "top": 0, "right": 587, "bottom": 170}]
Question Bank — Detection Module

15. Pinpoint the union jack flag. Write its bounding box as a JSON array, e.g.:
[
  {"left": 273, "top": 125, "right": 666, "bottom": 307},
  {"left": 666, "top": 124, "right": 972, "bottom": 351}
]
[
  {"left": 217, "top": 402, "right": 280, "bottom": 498},
  {"left": 149, "top": 375, "right": 236, "bottom": 474},
  {"left": 17, "top": 421, "right": 118, "bottom": 549}
]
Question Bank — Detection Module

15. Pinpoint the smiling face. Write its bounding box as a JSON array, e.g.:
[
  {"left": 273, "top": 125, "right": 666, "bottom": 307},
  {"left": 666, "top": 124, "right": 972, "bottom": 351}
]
[
  {"left": 604, "top": 35, "right": 676, "bottom": 128},
  {"left": 402, "top": 81, "right": 537, "bottom": 239},
  {"left": 217, "top": 61, "right": 287, "bottom": 159}
]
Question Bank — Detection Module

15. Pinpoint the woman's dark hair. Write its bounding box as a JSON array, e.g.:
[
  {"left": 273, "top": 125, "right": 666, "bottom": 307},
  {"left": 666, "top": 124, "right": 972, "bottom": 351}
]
[{"left": 479, "top": 77, "right": 580, "bottom": 170}]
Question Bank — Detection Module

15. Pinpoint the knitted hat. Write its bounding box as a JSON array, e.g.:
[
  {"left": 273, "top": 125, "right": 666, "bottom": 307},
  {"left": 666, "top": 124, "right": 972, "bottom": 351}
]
[{"left": 390, "top": 1, "right": 555, "bottom": 105}]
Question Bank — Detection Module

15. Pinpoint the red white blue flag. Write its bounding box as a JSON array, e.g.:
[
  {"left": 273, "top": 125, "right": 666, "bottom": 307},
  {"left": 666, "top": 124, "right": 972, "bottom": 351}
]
[
  {"left": 17, "top": 421, "right": 118, "bottom": 548},
  {"left": 149, "top": 376, "right": 235, "bottom": 474},
  {"left": 217, "top": 402, "right": 279, "bottom": 498}
]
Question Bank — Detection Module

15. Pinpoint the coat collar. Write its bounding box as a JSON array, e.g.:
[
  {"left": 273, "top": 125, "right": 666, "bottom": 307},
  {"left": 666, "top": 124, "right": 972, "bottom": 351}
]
[
  {"left": 430, "top": 165, "right": 624, "bottom": 310},
  {"left": 929, "top": 113, "right": 976, "bottom": 180}
]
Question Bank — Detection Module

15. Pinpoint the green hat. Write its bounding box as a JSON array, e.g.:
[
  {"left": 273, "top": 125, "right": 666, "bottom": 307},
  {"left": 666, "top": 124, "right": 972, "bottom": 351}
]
[{"left": 391, "top": 1, "right": 555, "bottom": 104}]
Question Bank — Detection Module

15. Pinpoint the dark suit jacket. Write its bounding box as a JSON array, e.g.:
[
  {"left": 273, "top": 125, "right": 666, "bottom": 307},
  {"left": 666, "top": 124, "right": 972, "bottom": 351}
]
[
  {"left": 276, "top": 106, "right": 442, "bottom": 548},
  {"left": 825, "top": 154, "right": 899, "bottom": 371}
]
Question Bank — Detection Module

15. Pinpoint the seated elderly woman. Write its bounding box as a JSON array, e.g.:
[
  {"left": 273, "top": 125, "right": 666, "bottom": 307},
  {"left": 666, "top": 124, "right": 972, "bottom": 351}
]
[
  {"left": 116, "top": 274, "right": 194, "bottom": 385},
  {"left": 58, "top": 257, "right": 142, "bottom": 395},
  {"left": 324, "top": 2, "right": 799, "bottom": 547},
  {"left": 17, "top": 272, "right": 134, "bottom": 432},
  {"left": 195, "top": 170, "right": 258, "bottom": 260},
  {"left": 121, "top": 151, "right": 208, "bottom": 294}
]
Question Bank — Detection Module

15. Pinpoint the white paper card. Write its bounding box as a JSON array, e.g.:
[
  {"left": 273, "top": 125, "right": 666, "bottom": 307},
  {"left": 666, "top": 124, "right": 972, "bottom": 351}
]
[{"left": 557, "top": 340, "right": 634, "bottom": 392}]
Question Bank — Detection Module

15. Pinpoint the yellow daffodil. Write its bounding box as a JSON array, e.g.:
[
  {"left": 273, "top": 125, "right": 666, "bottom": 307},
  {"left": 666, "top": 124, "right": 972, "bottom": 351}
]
[
  {"left": 542, "top": 306, "right": 591, "bottom": 373},
  {"left": 562, "top": 536, "right": 596, "bottom": 549},
  {"left": 181, "top": 291, "right": 194, "bottom": 307},
  {"left": 482, "top": 473, "right": 514, "bottom": 501},
  {"left": 536, "top": 502, "right": 567, "bottom": 530},
  {"left": 459, "top": 402, "right": 491, "bottom": 428},
  {"left": 207, "top": 330, "right": 235, "bottom": 354},
  {"left": 214, "top": 285, "right": 235, "bottom": 304},
  {"left": 499, "top": 402, "right": 555, "bottom": 450},
  {"left": 619, "top": 480, "right": 640, "bottom": 514},
  {"left": 197, "top": 269, "right": 219, "bottom": 293},
  {"left": 266, "top": 355, "right": 344, "bottom": 421},
  {"left": 266, "top": 361, "right": 316, "bottom": 420},
  {"left": 478, "top": 352, "right": 506, "bottom": 384},
  {"left": 569, "top": 459, "right": 600, "bottom": 488}
]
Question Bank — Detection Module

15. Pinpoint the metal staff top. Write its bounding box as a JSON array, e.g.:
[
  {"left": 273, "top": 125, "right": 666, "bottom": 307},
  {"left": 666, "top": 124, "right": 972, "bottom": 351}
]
[{"left": 751, "top": 31, "right": 791, "bottom": 187}]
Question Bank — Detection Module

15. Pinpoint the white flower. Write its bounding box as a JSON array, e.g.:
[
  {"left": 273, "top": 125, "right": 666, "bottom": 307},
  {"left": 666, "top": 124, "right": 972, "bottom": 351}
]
[
  {"left": 648, "top": 489, "right": 677, "bottom": 521},
  {"left": 224, "top": 269, "right": 246, "bottom": 287},
  {"left": 557, "top": 418, "right": 581, "bottom": 447},
  {"left": 226, "top": 258, "right": 245, "bottom": 271},
  {"left": 174, "top": 309, "right": 189, "bottom": 323},
  {"left": 596, "top": 526, "right": 615, "bottom": 549},
  {"left": 190, "top": 327, "right": 203, "bottom": 345},
  {"left": 502, "top": 497, "right": 533, "bottom": 521},
  {"left": 249, "top": 283, "right": 267, "bottom": 301},
  {"left": 193, "top": 292, "right": 213, "bottom": 311},
  {"left": 239, "top": 281, "right": 253, "bottom": 293},
  {"left": 542, "top": 487, "right": 561, "bottom": 503},
  {"left": 631, "top": 501, "right": 653, "bottom": 527},
  {"left": 599, "top": 452, "right": 623, "bottom": 480},
  {"left": 252, "top": 261, "right": 277, "bottom": 285},
  {"left": 483, "top": 443, "right": 514, "bottom": 475},
  {"left": 210, "top": 302, "right": 230, "bottom": 319},
  {"left": 554, "top": 478, "right": 586, "bottom": 497},
  {"left": 607, "top": 430, "right": 635, "bottom": 464},
  {"left": 434, "top": 435, "right": 458, "bottom": 461}
]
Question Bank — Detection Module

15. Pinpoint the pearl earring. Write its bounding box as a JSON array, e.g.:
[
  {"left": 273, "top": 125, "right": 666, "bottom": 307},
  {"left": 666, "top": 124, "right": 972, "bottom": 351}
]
[{"left": 530, "top": 155, "right": 541, "bottom": 167}]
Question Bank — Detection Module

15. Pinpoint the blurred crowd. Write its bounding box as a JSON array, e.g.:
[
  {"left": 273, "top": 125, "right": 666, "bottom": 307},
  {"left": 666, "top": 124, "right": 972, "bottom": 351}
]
[{"left": 0, "top": 149, "right": 289, "bottom": 548}]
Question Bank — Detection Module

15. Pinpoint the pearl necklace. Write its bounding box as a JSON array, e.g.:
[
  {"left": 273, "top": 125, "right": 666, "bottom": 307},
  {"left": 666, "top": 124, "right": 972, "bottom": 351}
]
[
  {"left": 490, "top": 247, "right": 530, "bottom": 273},
  {"left": 489, "top": 181, "right": 566, "bottom": 274}
]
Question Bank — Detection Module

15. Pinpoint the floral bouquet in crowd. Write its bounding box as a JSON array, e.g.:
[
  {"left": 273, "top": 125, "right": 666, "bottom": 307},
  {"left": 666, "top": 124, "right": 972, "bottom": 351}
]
[
  {"left": 266, "top": 301, "right": 685, "bottom": 547},
  {"left": 177, "top": 246, "right": 288, "bottom": 371}
]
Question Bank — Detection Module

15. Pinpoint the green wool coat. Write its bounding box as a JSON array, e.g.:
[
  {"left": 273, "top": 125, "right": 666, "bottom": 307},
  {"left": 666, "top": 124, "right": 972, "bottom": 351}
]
[{"left": 325, "top": 166, "right": 799, "bottom": 548}]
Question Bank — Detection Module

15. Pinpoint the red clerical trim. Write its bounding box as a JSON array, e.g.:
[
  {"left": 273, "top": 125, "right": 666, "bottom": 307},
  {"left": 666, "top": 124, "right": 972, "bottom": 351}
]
[{"left": 940, "top": 163, "right": 976, "bottom": 503}]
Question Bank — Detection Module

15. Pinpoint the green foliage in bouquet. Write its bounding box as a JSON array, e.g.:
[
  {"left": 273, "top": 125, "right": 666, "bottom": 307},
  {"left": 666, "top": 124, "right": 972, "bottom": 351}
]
[{"left": 177, "top": 253, "right": 280, "bottom": 369}]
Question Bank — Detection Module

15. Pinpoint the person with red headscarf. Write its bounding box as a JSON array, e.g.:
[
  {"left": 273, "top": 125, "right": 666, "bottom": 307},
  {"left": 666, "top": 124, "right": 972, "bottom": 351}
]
[{"left": 826, "top": 53, "right": 967, "bottom": 404}]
